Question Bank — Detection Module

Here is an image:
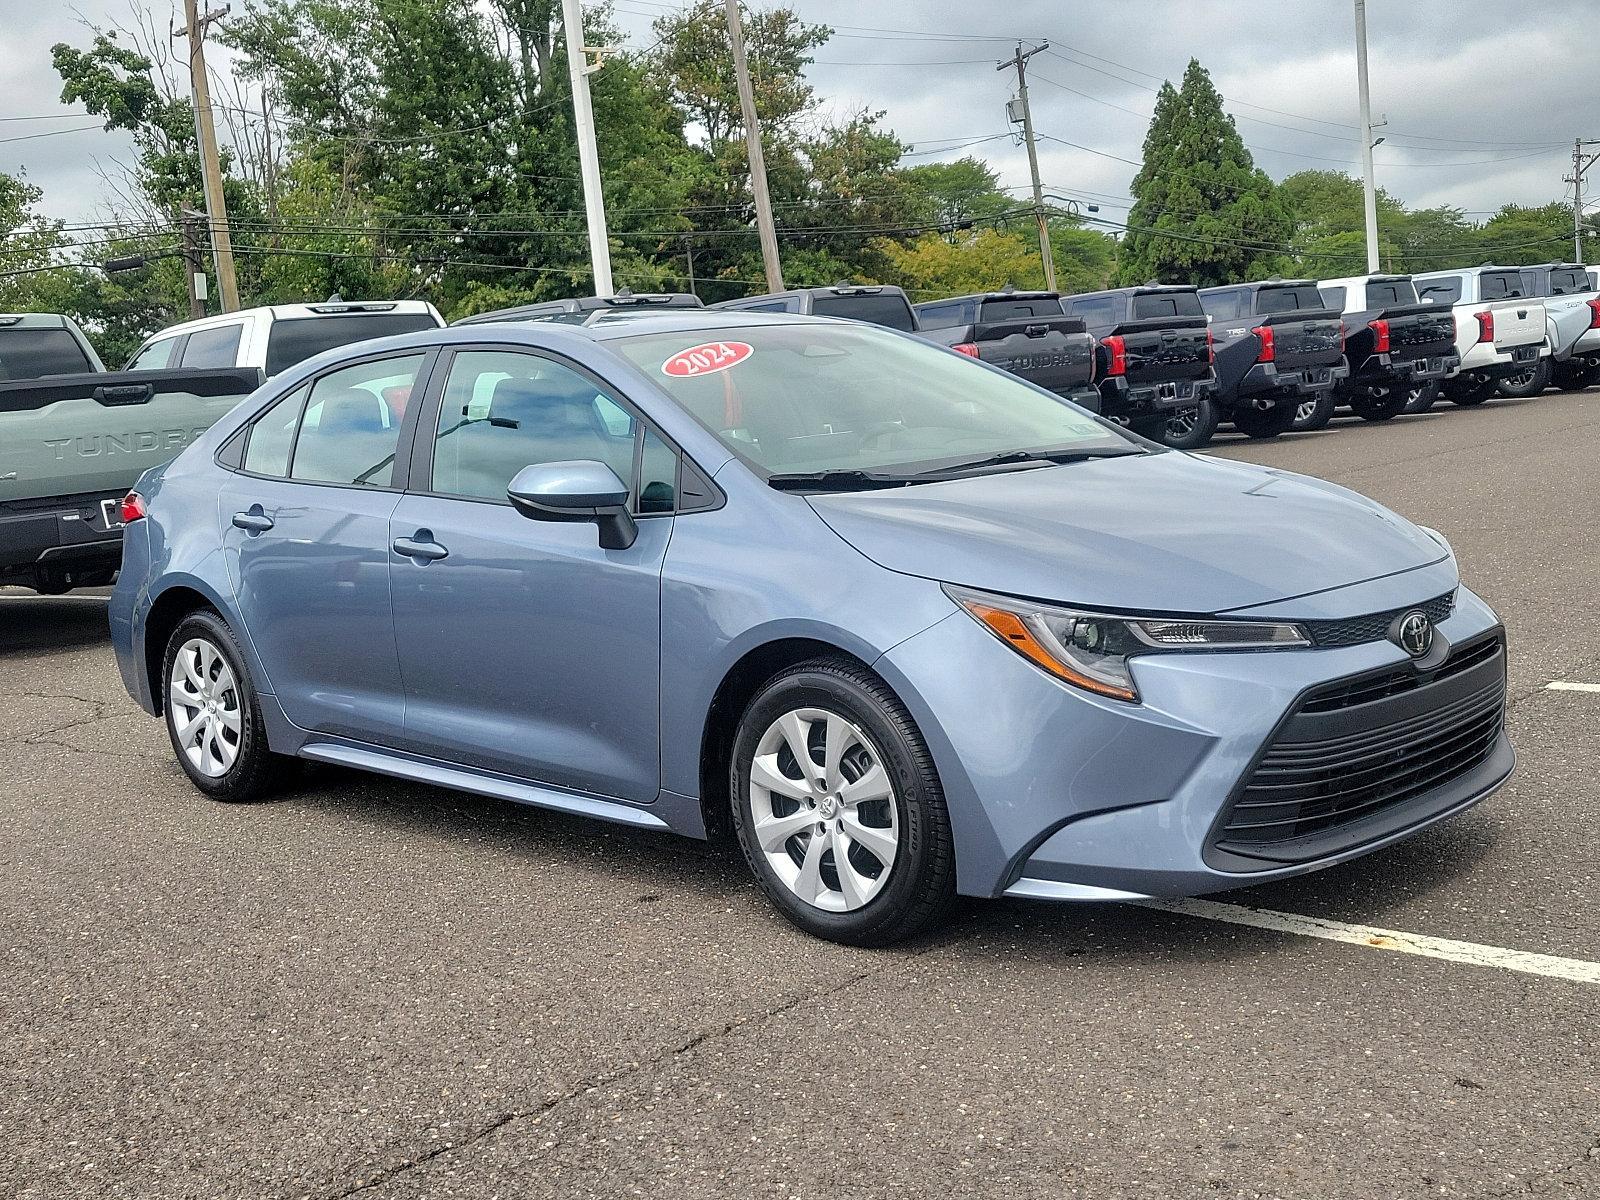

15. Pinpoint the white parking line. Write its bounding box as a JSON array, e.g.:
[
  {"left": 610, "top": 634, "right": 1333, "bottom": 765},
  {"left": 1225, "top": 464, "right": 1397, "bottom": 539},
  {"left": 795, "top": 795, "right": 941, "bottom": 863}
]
[
  {"left": 1545, "top": 681, "right": 1600, "bottom": 693},
  {"left": 1137, "top": 897, "right": 1600, "bottom": 985}
]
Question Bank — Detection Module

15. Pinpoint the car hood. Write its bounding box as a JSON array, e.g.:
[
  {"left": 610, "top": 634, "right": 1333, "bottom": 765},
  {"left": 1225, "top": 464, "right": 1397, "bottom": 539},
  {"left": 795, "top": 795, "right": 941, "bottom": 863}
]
[{"left": 807, "top": 451, "right": 1449, "bottom": 615}]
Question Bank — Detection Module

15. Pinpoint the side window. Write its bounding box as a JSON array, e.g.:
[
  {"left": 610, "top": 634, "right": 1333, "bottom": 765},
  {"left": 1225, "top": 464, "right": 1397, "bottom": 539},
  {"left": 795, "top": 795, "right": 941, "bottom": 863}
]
[
  {"left": 1065, "top": 295, "right": 1118, "bottom": 326},
  {"left": 1417, "top": 277, "right": 1462, "bottom": 306},
  {"left": 430, "top": 350, "right": 669, "bottom": 514},
  {"left": 129, "top": 337, "right": 178, "bottom": 371},
  {"left": 1318, "top": 286, "right": 1347, "bottom": 311},
  {"left": 180, "top": 323, "right": 243, "bottom": 367},
  {"left": 243, "top": 385, "right": 309, "bottom": 477},
  {"left": 915, "top": 302, "right": 960, "bottom": 329},
  {"left": 1201, "top": 290, "right": 1239, "bottom": 321},
  {"left": 289, "top": 354, "right": 424, "bottom": 488}
]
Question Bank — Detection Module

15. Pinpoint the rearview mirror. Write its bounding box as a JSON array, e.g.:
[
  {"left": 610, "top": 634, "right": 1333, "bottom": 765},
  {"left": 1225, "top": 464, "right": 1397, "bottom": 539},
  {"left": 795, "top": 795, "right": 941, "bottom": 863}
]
[{"left": 506, "top": 460, "right": 637, "bottom": 550}]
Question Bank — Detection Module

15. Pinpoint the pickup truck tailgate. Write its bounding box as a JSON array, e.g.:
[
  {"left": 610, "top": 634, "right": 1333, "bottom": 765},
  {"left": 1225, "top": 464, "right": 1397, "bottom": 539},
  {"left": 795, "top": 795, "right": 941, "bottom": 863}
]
[
  {"left": 1480, "top": 300, "right": 1546, "bottom": 350},
  {"left": 0, "top": 367, "right": 261, "bottom": 504},
  {"left": 1259, "top": 310, "right": 1343, "bottom": 368},
  {"left": 968, "top": 315, "right": 1093, "bottom": 396},
  {"left": 1382, "top": 304, "right": 1457, "bottom": 361},
  {"left": 1111, "top": 317, "right": 1212, "bottom": 383}
]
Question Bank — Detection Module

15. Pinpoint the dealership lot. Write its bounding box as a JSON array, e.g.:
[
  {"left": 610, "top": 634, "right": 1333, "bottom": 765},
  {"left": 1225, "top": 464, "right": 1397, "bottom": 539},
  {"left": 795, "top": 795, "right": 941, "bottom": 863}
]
[{"left": 3, "top": 392, "right": 1597, "bottom": 1199}]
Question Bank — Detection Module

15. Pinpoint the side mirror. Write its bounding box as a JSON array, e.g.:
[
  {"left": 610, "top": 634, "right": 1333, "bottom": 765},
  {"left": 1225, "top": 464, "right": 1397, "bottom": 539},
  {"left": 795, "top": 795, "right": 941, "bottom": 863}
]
[{"left": 506, "top": 460, "right": 637, "bottom": 550}]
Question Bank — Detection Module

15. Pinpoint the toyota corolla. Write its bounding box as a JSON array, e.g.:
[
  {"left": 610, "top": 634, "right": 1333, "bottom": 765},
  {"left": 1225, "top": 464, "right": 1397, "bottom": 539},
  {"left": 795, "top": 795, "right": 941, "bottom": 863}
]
[{"left": 108, "top": 313, "right": 1513, "bottom": 945}]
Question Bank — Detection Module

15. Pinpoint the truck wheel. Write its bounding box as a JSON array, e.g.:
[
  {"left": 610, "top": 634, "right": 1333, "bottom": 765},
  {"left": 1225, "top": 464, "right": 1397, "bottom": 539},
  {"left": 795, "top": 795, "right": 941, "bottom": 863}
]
[
  {"left": 730, "top": 658, "right": 956, "bottom": 946},
  {"left": 1291, "top": 392, "right": 1334, "bottom": 432},
  {"left": 1403, "top": 381, "right": 1442, "bottom": 414},
  {"left": 1158, "top": 399, "right": 1219, "bottom": 450},
  {"left": 1496, "top": 359, "right": 1551, "bottom": 399},
  {"left": 1445, "top": 375, "right": 1497, "bottom": 407},
  {"left": 1230, "top": 402, "right": 1297, "bottom": 440},
  {"left": 1552, "top": 362, "right": 1598, "bottom": 391},
  {"left": 1348, "top": 389, "right": 1408, "bottom": 421},
  {"left": 1125, "top": 415, "right": 1168, "bottom": 443}
]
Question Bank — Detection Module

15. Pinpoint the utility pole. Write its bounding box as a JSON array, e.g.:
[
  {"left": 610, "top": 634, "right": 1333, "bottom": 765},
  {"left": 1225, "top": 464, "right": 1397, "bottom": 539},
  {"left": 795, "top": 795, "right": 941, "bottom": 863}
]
[
  {"left": 561, "top": 0, "right": 614, "bottom": 296},
  {"left": 179, "top": 0, "right": 239, "bottom": 311},
  {"left": 1352, "top": 0, "right": 1381, "bottom": 274},
  {"left": 1000, "top": 43, "right": 1056, "bottom": 292},
  {"left": 682, "top": 235, "right": 697, "bottom": 297},
  {"left": 178, "top": 208, "right": 208, "bottom": 319},
  {"left": 1565, "top": 139, "right": 1600, "bottom": 264},
  {"left": 724, "top": 0, "right": 783, "bottom": 293}
]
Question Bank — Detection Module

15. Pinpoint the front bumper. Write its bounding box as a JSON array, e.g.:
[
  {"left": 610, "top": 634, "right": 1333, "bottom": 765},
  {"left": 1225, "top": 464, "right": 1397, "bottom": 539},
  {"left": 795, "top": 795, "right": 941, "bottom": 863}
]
[{"left": 878, "top": 578, "right": 1510, "bottom": 901}]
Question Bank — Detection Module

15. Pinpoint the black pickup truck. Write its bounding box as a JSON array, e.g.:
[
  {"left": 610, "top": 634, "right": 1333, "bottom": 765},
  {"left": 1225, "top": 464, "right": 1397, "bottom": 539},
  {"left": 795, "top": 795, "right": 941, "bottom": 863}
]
[
  {"left": 711, "top": 283, "right": 919, "bottom": 331},
  {"left": 1304, "top": 274, "right": 1459, "bottom": 428},
  {"left": 913, "top": 290, "right": 1100, "bottom": 410},
  {"left": 1060, "top": 285, "right": 1216, "bottom": 439},
  {"left": 1190, "top": 280, "right": 1348, "bottom": 448}
]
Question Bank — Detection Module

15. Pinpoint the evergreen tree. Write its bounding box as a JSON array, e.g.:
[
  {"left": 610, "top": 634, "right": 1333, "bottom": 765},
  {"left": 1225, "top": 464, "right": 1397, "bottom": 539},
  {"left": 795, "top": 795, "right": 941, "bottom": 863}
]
[{"left": 1116, "top": 60, "right": 1291, "bottom": 287}]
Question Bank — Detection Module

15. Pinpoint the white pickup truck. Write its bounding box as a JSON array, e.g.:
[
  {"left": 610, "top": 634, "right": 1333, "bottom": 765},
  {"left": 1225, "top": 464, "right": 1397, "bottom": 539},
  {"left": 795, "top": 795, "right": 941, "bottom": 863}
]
[
  {"left": 124, "top": 299, "right": 444, "bottom": 379},
  {"left": 1513, "top": 263, "right": 1600, "bottom": 393},
  {"left": 1411, "top": 266, "right": 1548, "bottom": 406}
]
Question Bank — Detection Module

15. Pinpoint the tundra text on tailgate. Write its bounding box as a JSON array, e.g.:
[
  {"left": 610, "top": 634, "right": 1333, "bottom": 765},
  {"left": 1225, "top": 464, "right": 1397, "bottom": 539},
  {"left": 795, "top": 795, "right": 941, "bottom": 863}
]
[{"left": 914, "top": 291, "right": 1099, "bottom": 410}]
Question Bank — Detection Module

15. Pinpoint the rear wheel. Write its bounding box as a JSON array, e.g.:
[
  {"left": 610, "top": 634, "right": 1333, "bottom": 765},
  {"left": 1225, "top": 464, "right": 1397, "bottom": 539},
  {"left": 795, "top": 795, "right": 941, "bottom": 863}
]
[
  {"left": 1348, "top": 387, "right": 1408, "bottom": 421},
  {"left": 1496, "top": 358, "right": 1551, "bottom": 399},
  {"left": 1229, "top": 401, "right": 1297, "bottom": 440},
  {"left": 1157, "top": 398, "right": 1219, "bottom": 450},
  {"left": 730, "top": 659, "right": 955, "bottom": 946},
  {"left": 162, "top": 611, "right": 290, "bottom": 802},
  {"left": 1445, "top": 374, "right": 1497, "bottom": 407},
  {"left": 1402, "top": 380, "right": 1442, "bottom": 414},
  {"left": 1291, "top": 391, "right": 1334, "bottom": 432},
  {"left": 1552, "top": 362, "right": 1598, "bottom": 391}
]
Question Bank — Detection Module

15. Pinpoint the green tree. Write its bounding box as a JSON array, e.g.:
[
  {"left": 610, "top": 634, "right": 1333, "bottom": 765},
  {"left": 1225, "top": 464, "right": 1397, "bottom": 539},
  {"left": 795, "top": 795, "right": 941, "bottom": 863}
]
[
  {"left": 1117, "top": 60, "right": 1291, "bottom": 287},
  {"left": 901, "top": 158, "right": 1017, "bottom": 233}
]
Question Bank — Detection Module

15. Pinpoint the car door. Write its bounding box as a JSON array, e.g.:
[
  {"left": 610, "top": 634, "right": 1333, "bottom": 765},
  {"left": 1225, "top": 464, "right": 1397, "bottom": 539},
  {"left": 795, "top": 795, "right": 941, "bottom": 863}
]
[
  {"left": 387, "top": 346, "right": 676, "bottom": 803},
  {"left": 218, "top": 349, "right": 433, "bottom": 742}
]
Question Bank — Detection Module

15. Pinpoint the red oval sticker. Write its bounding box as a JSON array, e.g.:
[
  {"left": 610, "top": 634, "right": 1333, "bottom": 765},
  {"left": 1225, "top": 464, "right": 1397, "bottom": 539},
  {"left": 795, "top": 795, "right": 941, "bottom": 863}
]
[{"left": 661, "top": 340, "right": 753, "bottom": 378}]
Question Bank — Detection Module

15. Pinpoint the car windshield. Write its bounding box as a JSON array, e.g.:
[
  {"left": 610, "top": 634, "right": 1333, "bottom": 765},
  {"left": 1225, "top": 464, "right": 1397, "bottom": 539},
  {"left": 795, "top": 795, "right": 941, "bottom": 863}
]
[{"left": 613, "top": 323, "right": 1134, "bottom": 479}]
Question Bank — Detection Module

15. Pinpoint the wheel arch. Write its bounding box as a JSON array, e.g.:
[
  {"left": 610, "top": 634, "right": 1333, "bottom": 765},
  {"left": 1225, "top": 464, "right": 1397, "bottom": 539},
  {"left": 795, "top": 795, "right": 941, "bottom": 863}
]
[{"left": 141, "top": 575, "right": 237, "bottom": 712}]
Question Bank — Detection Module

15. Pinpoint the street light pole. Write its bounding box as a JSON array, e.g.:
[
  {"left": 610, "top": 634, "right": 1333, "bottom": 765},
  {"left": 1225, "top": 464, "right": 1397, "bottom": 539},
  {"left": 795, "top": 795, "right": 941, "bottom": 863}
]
[
  {"left": 561, "top": 0, "right": 614, "bottom": 296},
  {"left": 1353, "top": 0, "right": 1381, "bottom": 274}
]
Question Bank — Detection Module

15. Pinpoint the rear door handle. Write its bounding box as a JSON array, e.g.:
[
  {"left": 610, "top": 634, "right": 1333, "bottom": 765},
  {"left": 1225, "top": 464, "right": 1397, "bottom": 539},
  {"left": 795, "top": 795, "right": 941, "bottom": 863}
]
[
  {"left": 393, "top": 535, "right": 449, "bottom": 562},
  {"left": 231, "top": 509, "right": 274, "bottom": 533}
]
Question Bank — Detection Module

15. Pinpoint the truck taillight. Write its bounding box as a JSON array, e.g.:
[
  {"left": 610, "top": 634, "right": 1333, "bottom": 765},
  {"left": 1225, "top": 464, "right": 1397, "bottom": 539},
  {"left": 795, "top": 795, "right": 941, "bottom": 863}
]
[
  {"left": 120, "top": 492, "right": 147, "bottom": 523},
  {"left": 1205, "top": 326, "right": 1215, "bottom": 365},
  {"left": 1587, "top": 298, "right": 1600, "bottom": 329},
  {"left": 1253, "top": 324, "right": 1275, "bottom": 364},
  {"left": 952, "top": 342, "right": 981, "bottom": 357},
  {"left": 1103, "top": 334, "right": 1127, "bottom": 377},
  {"left": 1474, "top": 311, "right": 1494, "bottom": 344},
  {"left": 1370, "top": 318, "right": 1390, "bottom": 354},
  {"left": 1339, "top": 321, "right": 1346, "bottom": 350}
]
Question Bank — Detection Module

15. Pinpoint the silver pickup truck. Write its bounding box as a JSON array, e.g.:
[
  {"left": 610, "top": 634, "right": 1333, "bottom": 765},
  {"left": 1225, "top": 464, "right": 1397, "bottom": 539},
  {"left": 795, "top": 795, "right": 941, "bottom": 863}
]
[
  {"left": 1, "top": 314, "right": 261, "bottom": 594},
  {"left": 1411, "top": 266, "right": 1548, "bottom": 406}
]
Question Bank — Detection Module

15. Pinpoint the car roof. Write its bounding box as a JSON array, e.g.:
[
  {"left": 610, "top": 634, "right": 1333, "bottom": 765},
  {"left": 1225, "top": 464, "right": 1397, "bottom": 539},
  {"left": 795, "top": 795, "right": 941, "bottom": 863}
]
[
  {"left": 914, "top": 290, "right": 1059, "bottom": 305},
  {"left": 454, "top": 293, "right": 704, "bottom": 324},
  {"left": 1201, "top": 279, "right": 1318, "bottom": 293},
  {"left": 0, "top": 313, "right": 75, "bottom": 329},
  {"left": 144, "top": 300, "right": 441, "bottom": 340}
]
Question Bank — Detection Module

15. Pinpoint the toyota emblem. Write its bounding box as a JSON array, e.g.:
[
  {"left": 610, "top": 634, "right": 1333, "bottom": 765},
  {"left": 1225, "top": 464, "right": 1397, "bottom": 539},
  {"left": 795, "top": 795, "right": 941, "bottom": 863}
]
[{"left": 1395, "top": 610, "right": 1433, "bottom": 658}]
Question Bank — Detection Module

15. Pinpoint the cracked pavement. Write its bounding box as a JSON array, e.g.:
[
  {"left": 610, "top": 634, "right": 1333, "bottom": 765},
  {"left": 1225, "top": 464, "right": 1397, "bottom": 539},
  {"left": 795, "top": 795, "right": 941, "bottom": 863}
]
[{"left": 3, "top": 391, "right": 1598, "bottom": 1199}]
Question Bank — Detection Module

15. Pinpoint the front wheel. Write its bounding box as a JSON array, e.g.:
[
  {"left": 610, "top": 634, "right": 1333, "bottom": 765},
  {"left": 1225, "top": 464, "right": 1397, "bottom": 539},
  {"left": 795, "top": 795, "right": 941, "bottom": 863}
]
[
  {"left": 1229, "top": 401, "right": 1297, "bottom": 440},
  {"left": 1157, "top": 398, "right": 1219, "bottom": 450},
  {"left": 1496, "top": 358, "right": 1551, "bottom": 399},
  {"left": 730, "top": 659, "right": 955, "bottom": 946},
  {"left": 1291, "top": 391, "right": 1335, "bottom": 432},
  {"left": 162, "top": 611, "right": 291, "bottom": 802}
]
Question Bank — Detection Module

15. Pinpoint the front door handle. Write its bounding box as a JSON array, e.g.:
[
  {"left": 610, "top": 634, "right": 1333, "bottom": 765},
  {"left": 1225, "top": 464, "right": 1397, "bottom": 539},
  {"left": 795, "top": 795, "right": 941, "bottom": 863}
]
[
  {"left": 231, "top": 509, "right": 274, "bottom": 533},
  {"left": 393, "top": 534, "right": 449, "bottom": 562}
]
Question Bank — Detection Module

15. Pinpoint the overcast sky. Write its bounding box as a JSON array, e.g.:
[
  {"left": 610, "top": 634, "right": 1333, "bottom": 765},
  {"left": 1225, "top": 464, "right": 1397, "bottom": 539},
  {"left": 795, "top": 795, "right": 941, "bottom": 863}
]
[{"left": 3, "top": 0, "right": 1594, "bottom": 229}]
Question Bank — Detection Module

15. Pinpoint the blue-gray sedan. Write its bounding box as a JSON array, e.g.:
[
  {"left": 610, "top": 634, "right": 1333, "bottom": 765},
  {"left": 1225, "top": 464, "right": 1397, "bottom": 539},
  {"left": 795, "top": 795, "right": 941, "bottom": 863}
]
[{"left": 108, "top": 313, "right": 1512, "bottom": 944}]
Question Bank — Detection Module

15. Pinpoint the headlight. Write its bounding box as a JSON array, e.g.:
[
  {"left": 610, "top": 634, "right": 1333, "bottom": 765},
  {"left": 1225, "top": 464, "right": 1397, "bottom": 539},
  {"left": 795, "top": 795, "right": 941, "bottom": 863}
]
[{"left": 945, "top": 584, "right": 1311, "bottom": 703}]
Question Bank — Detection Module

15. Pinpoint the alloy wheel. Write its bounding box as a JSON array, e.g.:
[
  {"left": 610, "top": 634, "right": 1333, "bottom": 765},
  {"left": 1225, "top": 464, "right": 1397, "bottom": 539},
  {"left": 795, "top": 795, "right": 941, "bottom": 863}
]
[
  {"left": 1165, "top": 408, "right": 1197, "bottom": 440},
  {"left": 168, "top": 637, "right": 243, "bottom": 778},
  {"left": 1295, "top": 398, "right": 1318, "bottom": 423},
  {"left": 747, "top": 707, "right": 899, "bottom": 913}
]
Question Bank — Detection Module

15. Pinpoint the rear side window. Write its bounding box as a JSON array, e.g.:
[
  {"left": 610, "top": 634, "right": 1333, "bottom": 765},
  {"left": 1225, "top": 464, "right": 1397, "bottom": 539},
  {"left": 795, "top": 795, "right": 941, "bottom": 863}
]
[
  {"left": 1479, "top": 271, "right": 1525, "bottom": 300},
  {"left": 1417, "top": 277, "right": 1462, "bottom": 306},
  {"left": 180, "top": 322, "right": 243, "bottom": 368},
  {"left": 1254, "top": 287, "right": 1328, "bottom": 314},
  {"left": 129, "top": 337, "right": 178, "bottom": 371},
  {"left": 1064, "top": 294, "right": 1119, "bottom": 326},
  {"left": 1366, "top": 281, "right": 1419, "bottom": 307},
  {"left": 1548, "top": 269, "right": 1591, "bottom": 295},
  {"left": 0, "top": 328, "right": 93, "bottom": 379},
  {"left": 243, "top": 386, "right": 309, "bottom": 477},
  {"left": 264, "top": 312, "right": 439, "bottom": 376},
  {"left": 979, "top": 297, "right": 1063, "bottom": 322},
  {"left": 1319, "top": 286, "right": 1347, "bottom": 310},
  {"left": 915, "top": 301, "right": 963, "bottom": 329},
  {"left": 1132, "top": 291, "right": 1203, "bottom": 319},
  {"left": 289, "top": 353, "right": 426, "bottom": 487},
  {"left": 809, "top": 292, "right": 917, "bottom": 331},
  {"left": 1200, "top": 290, "right": 1243, "bottom": 321}
]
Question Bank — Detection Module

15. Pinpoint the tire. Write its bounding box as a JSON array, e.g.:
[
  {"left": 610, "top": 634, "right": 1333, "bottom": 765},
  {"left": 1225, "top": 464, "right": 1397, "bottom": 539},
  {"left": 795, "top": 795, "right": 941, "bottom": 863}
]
[
  {"left": 1347, "top": 388, "right": 1408, "bottom": 421},
  {"left": 1125, "top": 415, "right": 1168, "bottom": 443},
  {"left": 1552, "top": 362, "right": 1598, "bottom": 391},
  {"left": 1445, "top": 375, "right": 1497, "bottom": 407},
  {"left": 1157, "top": 398, "right": 1219, "bottom": 449},
  {"left": 161, "top": 610, "right": 290, "bottom": 802},
  {"left": 1402, "top": 380, "right": 1441, "bottom": 414},
  {"left": 1495, "top": 358, "right": 1551, "bottom": 399},
  {"left": 1291, "top": 391, "right": 1334, "bottom": 432},
  {"left": 729, "top": 658, "right": 956, "bottom": 946},
  {"left": 1229, "top": 401, "right": 1297, "bottom": 440}
]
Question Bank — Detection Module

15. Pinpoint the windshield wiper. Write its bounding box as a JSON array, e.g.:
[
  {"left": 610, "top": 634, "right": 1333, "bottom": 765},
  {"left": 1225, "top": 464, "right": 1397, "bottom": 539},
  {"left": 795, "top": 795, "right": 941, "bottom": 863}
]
[
  {"left": 766, "top": 468, "right": 922, "bottom": 492},
  {"left": 918, "top": 446, "right": 1145, "bottom": 478}
]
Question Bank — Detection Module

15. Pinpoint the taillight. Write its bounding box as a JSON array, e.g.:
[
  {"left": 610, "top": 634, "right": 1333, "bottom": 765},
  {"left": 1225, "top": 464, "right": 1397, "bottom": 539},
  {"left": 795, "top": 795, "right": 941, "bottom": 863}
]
[
  {"left": 1103, "top": 334, "right": 1127, "bottom": 377},
  {"left": 1339, "top": 321, "right": 1346, "bottom": 350},
  {"left": 1370, "top": 318, "right": 1390, "bottom": 354},
  {"left": 1586, "top": 298, "right": 1600, "bottom": 329},
  {"left": 951, "top": 342, "right": 981, "bottom": 358},
  {"left": 1205, "top": 326, "right": 1215, "bottom": 365},
  {"left": 1474, "top": 310, "right": 1494, "bottom": 344},
  {"left": 120, "top": 491, "right": 147, "bottom": 523},
  {"left": 1253, "top": 324, "right": 1275, "bottom": 364}
]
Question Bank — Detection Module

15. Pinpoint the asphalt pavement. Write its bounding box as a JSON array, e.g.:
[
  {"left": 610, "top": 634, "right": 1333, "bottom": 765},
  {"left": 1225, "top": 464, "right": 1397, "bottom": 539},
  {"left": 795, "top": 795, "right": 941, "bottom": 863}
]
[{"left": 3, "top": 390, "right": 1597, "bottom": 1200}]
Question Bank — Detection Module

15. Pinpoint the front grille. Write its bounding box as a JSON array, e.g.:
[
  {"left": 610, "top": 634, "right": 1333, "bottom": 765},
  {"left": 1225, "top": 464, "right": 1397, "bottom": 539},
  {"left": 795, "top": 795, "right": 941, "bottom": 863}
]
[
  {"left": 1213, "top": 635, "right": 1506, "bottom": 859},
  {"left": 1301, "top": 591, "right": 1455, "bottom": 648}
]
